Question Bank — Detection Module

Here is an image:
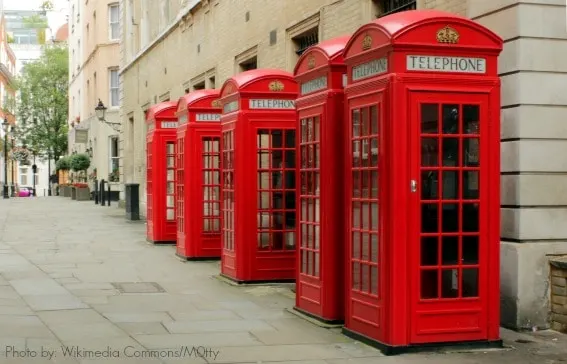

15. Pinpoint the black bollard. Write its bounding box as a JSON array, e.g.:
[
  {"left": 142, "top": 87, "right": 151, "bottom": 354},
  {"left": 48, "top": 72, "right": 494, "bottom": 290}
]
[
  {"left": 100, "top": 179, "right": 106, "bottom": 206},
  {"left": 125, "top": 183, "right": 140, "bottom": 220},
  {"left": 107, "top": 183, "right": 111, "bottom": 207},
  {"left": 94, "top": 179, "right": 99, "bottom": 204}
]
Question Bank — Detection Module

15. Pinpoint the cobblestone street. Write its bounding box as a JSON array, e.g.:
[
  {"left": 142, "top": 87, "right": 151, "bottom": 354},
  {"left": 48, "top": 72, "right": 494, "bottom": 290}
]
[{"left": 0, "top": 197, "right": 565, "bottom": 363}]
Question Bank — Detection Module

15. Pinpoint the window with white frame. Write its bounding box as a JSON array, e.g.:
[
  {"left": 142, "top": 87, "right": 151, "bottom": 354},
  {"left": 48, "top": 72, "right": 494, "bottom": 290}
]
[
  {"left": 109, "top": 69, "right": 119, "bottom": 107},
  {"left": 109, "top": 4, "right": 120, "bottom": 40},
  {"left": 20, "top": 168, "right": 28, "bottom": 186},
  {"left": 109, "top": 136, "right": 119, "bottom": 181}
]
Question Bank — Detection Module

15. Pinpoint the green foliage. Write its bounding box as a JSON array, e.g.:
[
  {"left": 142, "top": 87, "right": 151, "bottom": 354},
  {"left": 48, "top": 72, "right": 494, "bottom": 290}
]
[
  {"left": 15, "top": 46, "right": 69, "bottom": 162},
  {"left": 22, "top": 14, "right": 48, "bottom": 29},
  {"left": 56, "top": 156, "right": 70, "bottom": 170},
  {"left": 41, "top": 1, "right": 54, "bottom": 11},
  {"left": 69, "top": 153, "right": 90, "bottom": 171}
]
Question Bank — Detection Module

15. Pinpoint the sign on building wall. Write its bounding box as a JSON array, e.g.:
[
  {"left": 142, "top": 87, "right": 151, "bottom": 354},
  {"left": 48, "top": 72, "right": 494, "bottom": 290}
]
[{"left": 74, "top": 130, "right": 88, "bottom": 144}]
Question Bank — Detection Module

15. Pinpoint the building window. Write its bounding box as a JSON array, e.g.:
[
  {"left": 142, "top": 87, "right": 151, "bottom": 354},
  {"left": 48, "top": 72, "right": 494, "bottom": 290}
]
[
  {"left": 34, "top": 174, "right": 39, "bottom": 185},
  {"left": 109, "top": 136, "right": 119, "bottom": 180},
  {"left": 20, "top": 168, "right": 28, "bottom": 186},
  {"left": 293, "top": 30, "right": 318, "bottom": 56},
  {"left": 193, "top": 81, "right": 205, "bottom": 90},
  {"left": 286, "top": 14, "right": 319, "bottom": 69},
  {"left": 109, "top": 69, "right": 119, "bottom": 107},
  {"left": 239, "top": 57, "right": 257, "bottom": 72},
  {"left": 109, "top": 4, "right": 120, "bottom": 40},
  {"left": 375, "top": 0, "right": 417, "bottom": 17}
]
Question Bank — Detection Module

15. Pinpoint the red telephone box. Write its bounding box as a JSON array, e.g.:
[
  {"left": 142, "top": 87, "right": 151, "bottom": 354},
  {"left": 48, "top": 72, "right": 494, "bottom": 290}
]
[
  {"left": 175, "top": 90, "right": 222, "bottom": 260},
  {"left": 219, "top": 69, "right": 299, "bottom": 283},
  {"left": 146, "top": 101, "right": 178, "bottom": 244},
  {"left": 293, "top": 35, "right": 350, "bottom": 323},
  {"left": 341, "top": 10, "right": 502, "bottom": 353}
]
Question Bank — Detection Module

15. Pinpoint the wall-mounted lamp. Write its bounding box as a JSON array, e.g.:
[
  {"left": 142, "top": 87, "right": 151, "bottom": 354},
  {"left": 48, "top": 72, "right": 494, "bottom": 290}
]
[{"left": 95, "top": 99, "right": 120, "bottom": 132}]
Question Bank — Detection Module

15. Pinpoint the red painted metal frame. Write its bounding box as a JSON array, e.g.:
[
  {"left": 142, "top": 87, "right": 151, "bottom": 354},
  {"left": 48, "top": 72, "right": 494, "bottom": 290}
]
[
  {"left": 341, "top": 10, "right": 503, "bottom": 351},
  {"left": 293, "top": 35, "right": 350, "bottom": 323},
  {"left": 219, "top": 69, "right": 299, "bottom": 283},
  {"left": 175, "top": 90, "right": 223, "bottom": 260},
  {"left": 146, "top": 101, "right": 178, "bottom": 244}
]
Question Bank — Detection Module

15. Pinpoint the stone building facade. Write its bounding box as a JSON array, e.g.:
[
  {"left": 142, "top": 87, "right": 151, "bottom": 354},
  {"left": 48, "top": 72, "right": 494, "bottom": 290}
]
[
  {"left": 68, "top": 0, "right": 121, "bottom": 191},
  {"left": 119, "top": 0, "right": 567, "bottom": 331},
  {"left": 468, "top": 0, "right": 567, "bottom": 331}
]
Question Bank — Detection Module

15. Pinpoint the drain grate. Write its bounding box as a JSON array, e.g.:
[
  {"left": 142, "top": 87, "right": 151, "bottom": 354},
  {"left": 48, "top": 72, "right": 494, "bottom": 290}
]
[{"left": 111, "top": 282, "right": 166, "bottom": 293}]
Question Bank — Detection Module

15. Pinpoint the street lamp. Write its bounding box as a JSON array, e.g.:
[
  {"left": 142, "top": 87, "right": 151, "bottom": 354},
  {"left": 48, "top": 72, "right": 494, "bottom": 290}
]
[
  {"left": 95, "top": 99, "right": 121, "bottom": 132},
  {"left": 10, "top": 125, "right": 15, "bottom": 197},
  {"left": 2, "top": 118, "right": 9, "bottom": 199}
]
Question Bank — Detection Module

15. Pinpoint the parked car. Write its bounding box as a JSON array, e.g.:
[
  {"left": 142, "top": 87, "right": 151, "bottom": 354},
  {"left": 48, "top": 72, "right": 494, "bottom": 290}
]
[{"left": 18, "top": 187, "right": 32, "bottom": 197}]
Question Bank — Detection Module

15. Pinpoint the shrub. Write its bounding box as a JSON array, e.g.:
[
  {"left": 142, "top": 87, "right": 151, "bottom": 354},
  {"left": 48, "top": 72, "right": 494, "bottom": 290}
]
[
  {"left": 73, "top": 183, "right": 88, "bottom": 188},
  {"left": 69, "top": 153, "right": 90, "bottom": 171},
  {"left": 55, "top": 156, "right": 70, "bottom": 170}
]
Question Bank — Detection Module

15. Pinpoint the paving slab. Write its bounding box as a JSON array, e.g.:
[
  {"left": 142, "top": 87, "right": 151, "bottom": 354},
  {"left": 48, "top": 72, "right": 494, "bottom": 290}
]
[
  {"left": 48, "top": 322, "right": 128, "bottom": 342},
  {"left": 11, "top": 278, "right": 69, "bottom": 296},
  {"left": 22, "top": 294, "right": 89, "bottom": 311},
  {"left": 102, "top": 312, "right": 172, "bottom": 323},
  {"left": 37, "top": 309, "right": 109, "bottom": 325},
  {"left": 162, "top": 319, "right": 276, "bottom": 334},
  {"left": 210, "top": 343, "right": 353, "bottom": 363},
  {"left": 167, "top": 309, "right": 241, "bottom": 321},
  {"left": 116, "top": 322, "right": 169, "bottom": 335},
  {"left": 134, "top": 332, "right": 263, "bottom": 349}
]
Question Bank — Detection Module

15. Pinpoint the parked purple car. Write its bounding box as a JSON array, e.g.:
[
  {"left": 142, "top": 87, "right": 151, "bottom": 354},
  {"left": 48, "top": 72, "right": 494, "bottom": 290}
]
[{"left": 18, "top": 187, "right": 32, "bottom": 197}]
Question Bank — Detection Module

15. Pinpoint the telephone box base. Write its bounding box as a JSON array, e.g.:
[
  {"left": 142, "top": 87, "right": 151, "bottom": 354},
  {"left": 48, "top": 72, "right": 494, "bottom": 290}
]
[
  {"left": 176, "top": 253, "right": 220, "bottom": 261},
  {"left": 342, "top": 328, "right": 503, "bottom": 356},
  {"left": 146, "top": 238, "right": 176, "bottom": 245},
  {"left": 291, "top": 306, "right": 344, "bottom": 327},
  {"left": 218, "top": 273, "right": 295, "bottom": 285}
]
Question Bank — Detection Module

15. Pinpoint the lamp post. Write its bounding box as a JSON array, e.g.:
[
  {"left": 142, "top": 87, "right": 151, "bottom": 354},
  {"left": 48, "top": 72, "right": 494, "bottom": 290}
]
[
  {"left": 10, "top": 126, "right": 15, "bottom": 197},
  {"left": 32, "top": 150, "right": 37, "bottom": 197},
  {"left": 2, "top": 118, "right": 9, "bottom": 199}
]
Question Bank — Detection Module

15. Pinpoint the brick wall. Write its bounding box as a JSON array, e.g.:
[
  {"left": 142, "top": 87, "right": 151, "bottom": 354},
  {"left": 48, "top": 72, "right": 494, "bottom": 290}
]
[
  {"left": 551, "top": 259, "right": 567, "bottom": 333},
  {"left": 419, "top": 0, "right": 468, "bottom": 15}
]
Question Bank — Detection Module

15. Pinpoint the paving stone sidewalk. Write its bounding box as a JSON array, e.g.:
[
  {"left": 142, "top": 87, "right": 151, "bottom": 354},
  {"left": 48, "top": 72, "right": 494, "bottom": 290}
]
[{"left": 0, "top": 197, "right": 566, "bottom": 364}]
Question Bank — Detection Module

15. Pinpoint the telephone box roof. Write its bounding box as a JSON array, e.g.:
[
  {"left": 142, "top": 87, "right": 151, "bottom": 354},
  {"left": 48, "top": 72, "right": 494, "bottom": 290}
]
[
  {"left": 344, "top": 9, "right": 502, "bottom": 56},
  {"left": 221, "top": 68, "right": 296, "bottom": 96},
  {"left": 294, "top": 35, "right": 351, "bottom": 75},
  {"left": 177, "top": 89, "right": 220, "bottom": 109},
  {"left": 146, "top": 101, "right": 177, "bottom": 122}
]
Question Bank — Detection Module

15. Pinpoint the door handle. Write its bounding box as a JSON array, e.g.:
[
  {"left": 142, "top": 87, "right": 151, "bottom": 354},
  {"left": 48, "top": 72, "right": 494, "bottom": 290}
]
[{"left": 410, "top": 179, "right": 417, "bottom": 193}]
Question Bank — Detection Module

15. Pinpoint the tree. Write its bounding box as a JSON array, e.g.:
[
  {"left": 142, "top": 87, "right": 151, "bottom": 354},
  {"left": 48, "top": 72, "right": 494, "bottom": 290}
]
[{"left": 15, "top": 46, "right": 69, "bottom": 165}]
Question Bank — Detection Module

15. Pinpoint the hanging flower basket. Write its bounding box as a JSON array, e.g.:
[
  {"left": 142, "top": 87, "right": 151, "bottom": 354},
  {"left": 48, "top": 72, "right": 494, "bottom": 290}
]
[{"left": 10, "top": 147, "right": 31, "bottom": 164}]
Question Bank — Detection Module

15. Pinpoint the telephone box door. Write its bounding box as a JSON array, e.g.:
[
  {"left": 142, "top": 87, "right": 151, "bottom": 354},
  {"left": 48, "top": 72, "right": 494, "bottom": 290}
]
[
  {"left": 346, "top": 91, "right": 385, "bottom": 340},
  {"left": 409, "top": 92, "right": 489, "bottom": 344}
]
